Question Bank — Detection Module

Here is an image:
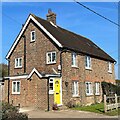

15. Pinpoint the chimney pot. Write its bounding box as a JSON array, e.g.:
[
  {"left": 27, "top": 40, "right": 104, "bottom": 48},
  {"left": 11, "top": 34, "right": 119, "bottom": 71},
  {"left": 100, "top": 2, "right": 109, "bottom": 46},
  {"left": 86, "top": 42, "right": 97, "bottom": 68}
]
[{"left": 46, "top": 9, "right": 56, "bottom": 25}]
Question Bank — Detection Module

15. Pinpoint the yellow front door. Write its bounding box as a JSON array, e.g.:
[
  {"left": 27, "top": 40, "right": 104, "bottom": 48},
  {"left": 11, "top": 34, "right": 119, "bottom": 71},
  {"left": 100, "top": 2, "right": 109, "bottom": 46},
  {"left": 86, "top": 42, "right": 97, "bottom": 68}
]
[{"left": 54, "top": 78, "right": 61, "bottom": 105}]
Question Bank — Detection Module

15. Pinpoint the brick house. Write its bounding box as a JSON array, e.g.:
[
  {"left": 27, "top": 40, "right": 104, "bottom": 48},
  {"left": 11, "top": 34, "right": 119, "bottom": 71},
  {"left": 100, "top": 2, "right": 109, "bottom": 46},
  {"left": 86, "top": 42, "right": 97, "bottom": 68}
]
[{"left": 4, "top": 10, "right": 116, "bottom": 110}]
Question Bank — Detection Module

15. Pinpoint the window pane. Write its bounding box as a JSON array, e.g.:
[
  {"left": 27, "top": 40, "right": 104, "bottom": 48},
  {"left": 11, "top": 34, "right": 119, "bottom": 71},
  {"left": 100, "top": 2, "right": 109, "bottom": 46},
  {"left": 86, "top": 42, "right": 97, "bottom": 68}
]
[
  {"left": 16, "top": 59, "right": 18, "bottom": 67},
  {"left": 19, "top": 58, "right": 22, "bottom": 66},
  {"left": 95, "top": 83, "right": 100, "bottom": 94},
  {"left": 72, "top": 53, "right": 74, "bottom": 65},
  {"left": 13, "top": 82, "right": 16, "bottom": 92},
  {"left": 48, "top": 53, "right": 51, "bottom": 63},
  {"left": 72, "top": 53, "right": 77, "bottom": 66},
  {"left": 86, "top": 83, "right": 89, "bottom": 94},
  {"left": 90, "top": 83, "right": 93, "bottom": 94},
  {"left": 32, "top": 32, "right": 35, "bottom": 40},
  {"left": 72, "top": 82, "right": 74, "bottom": 95},
  {"left": 17, "top": 82, "right": 20, "bottom": 92},
  {"left": 49, "top": 83, "right": 53, "bottom": 90},
  {"left": 75, "top": 82, "right": 78, "bottom": 95},
  {"left": 49, "top": 79, "right": 53, "bottom": 90},
  {"left": 85, "top": 56, "right": 88, "bottom": 67},
  {"left": 52, "top": 53, "right": 56, "bottom": 62},
  {"left": 72, "top": 81, "right": 78, "bottom": 96}
]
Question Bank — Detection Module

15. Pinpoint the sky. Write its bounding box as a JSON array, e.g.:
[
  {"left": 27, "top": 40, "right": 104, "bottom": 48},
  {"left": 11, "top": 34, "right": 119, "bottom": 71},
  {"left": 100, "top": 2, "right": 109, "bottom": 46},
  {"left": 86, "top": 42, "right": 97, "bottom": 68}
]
[{"left": 1, "top": 2, "right": 118, "bottom": 78}]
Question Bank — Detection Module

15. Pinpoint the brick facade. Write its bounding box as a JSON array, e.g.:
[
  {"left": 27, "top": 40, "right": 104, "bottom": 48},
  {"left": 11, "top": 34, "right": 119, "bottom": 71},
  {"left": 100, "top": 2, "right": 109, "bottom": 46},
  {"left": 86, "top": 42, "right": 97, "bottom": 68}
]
[{"left": 4, "top": 14, "right": 115, "bottom": 110}]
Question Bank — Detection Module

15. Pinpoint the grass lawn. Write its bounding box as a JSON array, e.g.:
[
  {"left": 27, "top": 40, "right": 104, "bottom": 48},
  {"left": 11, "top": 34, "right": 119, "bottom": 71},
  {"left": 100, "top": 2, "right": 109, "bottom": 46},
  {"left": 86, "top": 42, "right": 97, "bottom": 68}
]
[{"left": 72, "top": 103, "right": 119, "bottom": 116}]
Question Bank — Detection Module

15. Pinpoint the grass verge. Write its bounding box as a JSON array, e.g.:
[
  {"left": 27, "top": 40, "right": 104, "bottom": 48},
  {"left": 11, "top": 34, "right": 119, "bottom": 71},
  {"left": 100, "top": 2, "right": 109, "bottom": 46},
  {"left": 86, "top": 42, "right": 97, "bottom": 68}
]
[{"left": 72, "top": 103, "right": 119, "bottom": 116}]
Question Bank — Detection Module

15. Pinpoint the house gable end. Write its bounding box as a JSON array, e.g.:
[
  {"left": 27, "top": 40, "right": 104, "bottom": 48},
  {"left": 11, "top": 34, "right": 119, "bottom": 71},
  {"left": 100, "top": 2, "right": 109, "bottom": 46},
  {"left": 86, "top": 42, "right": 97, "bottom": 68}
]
[{"left": 6, "top": 14, "right": 63, "bottom": 59}]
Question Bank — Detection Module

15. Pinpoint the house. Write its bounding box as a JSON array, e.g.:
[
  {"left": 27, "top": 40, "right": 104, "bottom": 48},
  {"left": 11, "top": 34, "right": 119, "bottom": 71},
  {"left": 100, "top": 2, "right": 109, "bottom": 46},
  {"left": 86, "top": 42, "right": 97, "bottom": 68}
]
[{"left": 4, "top": 9, "right": 116, "bottom": 110}]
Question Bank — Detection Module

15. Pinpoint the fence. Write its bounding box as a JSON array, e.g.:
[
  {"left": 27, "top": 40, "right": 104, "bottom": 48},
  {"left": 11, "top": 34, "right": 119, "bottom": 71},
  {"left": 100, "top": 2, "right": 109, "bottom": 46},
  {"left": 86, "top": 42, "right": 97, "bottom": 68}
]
[{"left": 104, "top": 94, "right": 120, "bottom": 112}]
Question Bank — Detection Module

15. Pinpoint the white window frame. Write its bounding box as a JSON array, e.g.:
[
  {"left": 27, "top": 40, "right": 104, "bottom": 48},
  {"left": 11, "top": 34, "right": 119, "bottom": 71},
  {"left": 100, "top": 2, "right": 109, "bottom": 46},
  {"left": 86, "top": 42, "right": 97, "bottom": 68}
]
[
  {"left": 108, "top": 62, "right": 112, "bottom": 73},
  {"left": 31, "top": 31, "right": 36, "bottom": 42},
  {"left": 12, "top": 81, "right": 20, "bottom": 94},
  {"left": 71, "top": 52, "right": 78, "bottom": 67},
  {"left": 15, "top": 58, "right": 22, "bottom": 68},
  {"left": 85, "top": 82, "right": 93, "bottom": 96},
  {"left": 72, "top": 81, "right": 79, "bottom": 97},
  {"left": 95, "top": 82, "right": 100, "bottom": 95},
  {"left": 46, "top": 51, "right": 56, "bottom": 64},
  {"left": 49, "top": 78, "right": 54, "bottom": 94},
  {"left": 85, "top": 56, "right": 91, "bottom": 69}
]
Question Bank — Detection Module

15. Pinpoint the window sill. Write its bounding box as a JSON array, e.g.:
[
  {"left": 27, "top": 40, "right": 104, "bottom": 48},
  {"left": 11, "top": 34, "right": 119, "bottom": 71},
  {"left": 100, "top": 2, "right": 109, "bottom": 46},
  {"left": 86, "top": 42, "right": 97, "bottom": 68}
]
[
  {"left": 95, "top": 94, "right": 100, "bottom": 96},
  {"left": 71, "top": 65, "right": 79, "bottom": 68},
  {"left": 30, "top": 40, "right": 35, "bottom": 43},
  {"left": 12, "top": 93, "right": 20, "bottom": 95},
  {"left": 14, "top": 66, "right": 22, "bottom": 69},
  {"left": 46, "top": 62, "right": 56, "bottom": 65},
  {"left": 86, "top": 94, "right": 93, "bottom": 96},
  {"left": 72, "top": 95, "right": 79, "bottom": 98},
  {"left": 108, "top": 71, "right": 112, "bottom": 74},
  {"left": 85, "top": 67, "right": 92, "bottom": 71}
]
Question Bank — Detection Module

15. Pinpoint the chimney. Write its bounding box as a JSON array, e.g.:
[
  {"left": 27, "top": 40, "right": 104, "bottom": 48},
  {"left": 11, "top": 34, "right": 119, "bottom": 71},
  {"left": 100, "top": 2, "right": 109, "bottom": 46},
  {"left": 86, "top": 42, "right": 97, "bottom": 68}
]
[{"left": 46, "top": 9, "right": 56, "bottom": 25}]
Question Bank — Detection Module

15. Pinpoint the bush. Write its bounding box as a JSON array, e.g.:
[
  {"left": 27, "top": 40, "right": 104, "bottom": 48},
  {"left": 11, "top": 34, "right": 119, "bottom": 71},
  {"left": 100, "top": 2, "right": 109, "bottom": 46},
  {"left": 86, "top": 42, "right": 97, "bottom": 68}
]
[
  {"left": 101, "top": 81, "right": 120, "bottom": 96},
  {"left": 1, "top": 102, "right": 28, "bottom": 120},
  {"left": 66, "top": 101, "right": 75, "bottom": 108},
  {"left": 52, "top": 103, "right": 59, "bottom": 110}
]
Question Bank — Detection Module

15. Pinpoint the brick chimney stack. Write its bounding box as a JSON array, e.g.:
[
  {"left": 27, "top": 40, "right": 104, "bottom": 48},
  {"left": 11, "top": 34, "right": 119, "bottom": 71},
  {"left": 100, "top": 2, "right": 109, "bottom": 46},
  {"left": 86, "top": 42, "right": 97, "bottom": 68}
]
[{"left": 46, "top": 9, "right": 56, "bottom": 25}]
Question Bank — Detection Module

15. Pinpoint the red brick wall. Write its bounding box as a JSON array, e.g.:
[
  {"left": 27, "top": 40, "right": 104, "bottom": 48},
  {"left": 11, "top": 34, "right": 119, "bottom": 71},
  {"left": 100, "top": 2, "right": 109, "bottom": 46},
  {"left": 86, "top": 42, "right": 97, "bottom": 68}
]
[
  {"left": 61, "top": 51, "right": 115, "bottom": 105},
  {"left": 5, "top": 20, "right": 116, "bottom": 109},
  {"left": 9, "top": 21, "right": 60, "bottom": 76}
]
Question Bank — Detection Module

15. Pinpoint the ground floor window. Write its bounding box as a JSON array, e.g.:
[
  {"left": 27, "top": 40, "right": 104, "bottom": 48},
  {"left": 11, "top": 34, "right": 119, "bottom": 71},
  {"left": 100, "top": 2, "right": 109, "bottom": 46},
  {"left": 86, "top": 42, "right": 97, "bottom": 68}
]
[
  {"left": 12, "top": 81, "right": 20, "bottom": 94},
  {"left": 85, "top": 82, "right": 93, "bottom": 96},
  {"left": 95, "top": 82, "right": 100, "bottom": 95},
  {"left": 72, "top": 81, "right": 79, "bottom": 97},
  {"left": 49, "top": 78, "right": 54, "bottom": 94}
]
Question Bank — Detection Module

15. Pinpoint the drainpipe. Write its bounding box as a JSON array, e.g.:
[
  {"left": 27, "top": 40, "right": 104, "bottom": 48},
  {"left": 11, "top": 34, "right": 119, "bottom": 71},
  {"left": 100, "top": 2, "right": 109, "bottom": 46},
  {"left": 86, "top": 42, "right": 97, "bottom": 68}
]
[
  {"left": 23, "top": 35, "right": 26, "bottom": 73},
  {"left": 47, "top": 77, "right": 50, "bottom": 111},
  {"left": 59, "top": 49, "right": 66, "bottom": 77},
  {"left": 8, "top": 59, "right": 10, "bottom": 104}
]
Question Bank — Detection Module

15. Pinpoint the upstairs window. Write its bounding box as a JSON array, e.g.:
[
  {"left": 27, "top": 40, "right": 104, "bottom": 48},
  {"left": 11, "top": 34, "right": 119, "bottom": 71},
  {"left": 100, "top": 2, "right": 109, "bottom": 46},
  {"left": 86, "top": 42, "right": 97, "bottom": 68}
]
[
  {"left": 85, "top": 56, "right": 91, "bottom": 69},
  {"left": 72, "top": 81, "right": 79, "bottom": 97},
  {"left": 85, "top": 82, "right": 93, "bottom": 96},
  {"left": 46, "top": 52, "right": 56, "bottom": 64},
  {"left": 31, "top": 31, "right": 36, "bottom": 42},
  {"left": 15, "top": 58, "right": 22, "bottom": 68},
  {"left": 108, "top": 62, "right": 112, "bottom": 73},
  {"left": 12, "top": 81, "right": 20, "bottom": 94},
  {"left": 72, "top": 53, "right": 77, "bottom": 67},
  {"left": 95, "top": 82, "right": 100, "bottom": 95}
]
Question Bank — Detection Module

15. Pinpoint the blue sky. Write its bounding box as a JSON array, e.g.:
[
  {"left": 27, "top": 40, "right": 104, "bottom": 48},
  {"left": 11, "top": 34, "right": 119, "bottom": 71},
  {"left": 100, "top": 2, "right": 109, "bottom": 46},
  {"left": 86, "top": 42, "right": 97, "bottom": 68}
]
[{"left": 2, "top": 2, "right": 118, "bottom": 78}]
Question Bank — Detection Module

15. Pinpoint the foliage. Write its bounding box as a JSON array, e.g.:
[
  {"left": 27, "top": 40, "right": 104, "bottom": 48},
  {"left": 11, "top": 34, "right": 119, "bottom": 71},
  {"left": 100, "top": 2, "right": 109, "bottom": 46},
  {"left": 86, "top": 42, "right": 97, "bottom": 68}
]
[
  {"left": 66, "top": 101, "right": 76, "bottom": 108},
  {"left": 1, "top": 102, "right": 28, "bottom": 120},
  {"left": 101, "top": 81, "right": 120, "bottom": 96},
  {"left": 0, "top": 63, "right": 8, "bottom": 78},
  {"left": 52, "top": 103, "right": 59, "bottom": 110}
]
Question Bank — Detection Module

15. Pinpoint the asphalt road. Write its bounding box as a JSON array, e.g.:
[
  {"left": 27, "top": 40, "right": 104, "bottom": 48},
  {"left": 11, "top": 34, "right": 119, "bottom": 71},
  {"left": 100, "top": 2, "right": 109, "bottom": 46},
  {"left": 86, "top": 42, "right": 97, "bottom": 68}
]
[{"left": 20, "top": 107, "right": 118, "bottom": 119}]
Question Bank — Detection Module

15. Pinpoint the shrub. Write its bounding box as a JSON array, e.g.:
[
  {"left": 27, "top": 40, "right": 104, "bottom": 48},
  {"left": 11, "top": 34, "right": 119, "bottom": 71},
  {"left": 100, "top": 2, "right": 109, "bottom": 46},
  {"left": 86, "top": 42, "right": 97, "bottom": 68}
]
[
  {"left": 52, "top": 103, "right": 59, "bottom": 110},
  {"left": 66, "top": 101, "right": 75, "bottom": 108},
  {"left": 2, "top": 102, "right": 28, "bottom": 120}
]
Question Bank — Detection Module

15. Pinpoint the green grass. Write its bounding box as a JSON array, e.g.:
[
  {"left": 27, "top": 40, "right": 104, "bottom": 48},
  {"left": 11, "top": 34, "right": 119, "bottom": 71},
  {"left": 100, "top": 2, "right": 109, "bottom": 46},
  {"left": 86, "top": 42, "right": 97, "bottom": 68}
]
[{"left": 72, "top": 103, "right": 119, "bottom": 116}]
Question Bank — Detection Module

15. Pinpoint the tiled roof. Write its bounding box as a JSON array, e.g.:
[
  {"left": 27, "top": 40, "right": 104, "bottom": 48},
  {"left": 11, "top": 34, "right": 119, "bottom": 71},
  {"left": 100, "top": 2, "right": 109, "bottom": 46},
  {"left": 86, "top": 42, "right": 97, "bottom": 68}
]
[{"left": 33, "top": 14, "right": 115, "bottom": 62}]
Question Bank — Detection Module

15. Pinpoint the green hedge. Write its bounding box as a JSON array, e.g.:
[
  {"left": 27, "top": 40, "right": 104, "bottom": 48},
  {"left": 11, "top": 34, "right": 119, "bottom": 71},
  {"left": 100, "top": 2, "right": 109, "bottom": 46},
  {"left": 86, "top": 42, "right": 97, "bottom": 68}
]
[{"left": 101, "top": 81, "right": 120, "bottom": 96}]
